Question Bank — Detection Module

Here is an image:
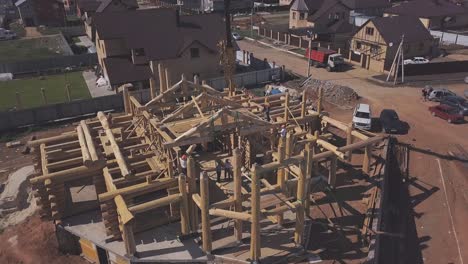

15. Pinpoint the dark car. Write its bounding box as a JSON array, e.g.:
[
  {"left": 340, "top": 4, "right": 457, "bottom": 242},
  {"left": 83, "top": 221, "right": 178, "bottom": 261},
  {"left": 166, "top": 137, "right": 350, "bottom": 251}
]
[
  {"left": 379, "top": 109, "right": 404, "bottom": 134},
  {"left": 440, "top": 96, "right": 468, "bottom": 116},
  {"left": 429, "top": 105, "right": 464, "bottom": 123}
]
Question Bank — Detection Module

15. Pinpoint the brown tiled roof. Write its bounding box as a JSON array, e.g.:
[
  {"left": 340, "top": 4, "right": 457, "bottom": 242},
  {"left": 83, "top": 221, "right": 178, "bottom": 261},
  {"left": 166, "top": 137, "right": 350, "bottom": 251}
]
[
  {"left": 94, "top": 8, "right": 225, "bottom": 62},
  {"left": 96, "top": 0, "right": 138, "bottom": 12},
  {"left": 76, "top": 0, "right": 101, "bottom": 12},
  {"left": 340, "top": 0, "right": 391, "bottom": 10},
  {"left": 103, "top": 57, "right": 152, "bottom": 86},
  {"left": 291, "top": 0, "right": 325, "bottom": 11},
  {"left": 308, "top": 0, "right": 349, "bottom": 22},
  {"left": 368, "top": 16, "right": 434, "bottom": 44},
  {"left": 384, "top": 0, "right": 466, "bottom": 18}
]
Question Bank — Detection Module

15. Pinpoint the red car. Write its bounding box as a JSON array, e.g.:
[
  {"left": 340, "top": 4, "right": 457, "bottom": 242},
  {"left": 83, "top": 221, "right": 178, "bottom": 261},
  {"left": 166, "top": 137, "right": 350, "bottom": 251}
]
[{"left": 429, "top": 105, "right": 464, "bottom": 123}]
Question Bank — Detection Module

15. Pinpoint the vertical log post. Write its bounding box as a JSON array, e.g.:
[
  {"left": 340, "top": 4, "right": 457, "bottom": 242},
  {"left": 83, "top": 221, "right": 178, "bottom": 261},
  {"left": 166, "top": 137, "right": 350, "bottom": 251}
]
[
  {"left": 122, "top": 222, "right": 137, "bottom": 257},
  {"left": 346, "top": 125, "right": 353, "bottom": 162},
  {"left": 187, "top": 156, "right": 198, "bottom": 232},
  {"left": 165, "top": 67, "right": 171, "bottom": 90},
  {"left": 149, "top": 77, "right": 157, "bottom": 99},
  {"left": 179, "top": 174, "right": 190, "bottom": 235},
  {"left": 233, "top": 148, "right": 243, "bottom": 242},
  {"left": 123, "top": 85, "right": 130, "bottom": 114},
  {"left": 250, "top": 164, "right": 261, "bottom": 262},
  {"left": 284, "top": 92, "right": 290, "bottom": 122},
  {"left": 317, "top": 86, "right": 323, "bottom": 115},
  {"left": 200, "top": 172, "right": 212, "bottom": 254},
  {"left": 158, "top": 63, "right": 167, "bottom": 94},
  {"left": 304, "top": 143, "right": 313, "bottom": 214},
  {"left": 301, "top": 89, "right": 307, "bottom": 118},
  {"left": 284, "top": 133, "right": 293, "bottom": 182},
  {"left": 276, "top": 137, "right": 285, "bottom": 225},
  {"left": 363, "top": 145, "right": 371, "bottom": 174}
]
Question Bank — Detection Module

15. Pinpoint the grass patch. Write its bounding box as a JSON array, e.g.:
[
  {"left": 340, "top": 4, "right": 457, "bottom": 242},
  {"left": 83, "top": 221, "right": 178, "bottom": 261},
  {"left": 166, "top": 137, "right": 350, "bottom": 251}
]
[
  {"left": 0, "top": 71, "right": 91, "bottom": 111},
  {"left": 236, "top": 30, "right": 262, "bottom": 40},
  {"left": 0, "top": 37, "right": 68, "bottom": 62}
]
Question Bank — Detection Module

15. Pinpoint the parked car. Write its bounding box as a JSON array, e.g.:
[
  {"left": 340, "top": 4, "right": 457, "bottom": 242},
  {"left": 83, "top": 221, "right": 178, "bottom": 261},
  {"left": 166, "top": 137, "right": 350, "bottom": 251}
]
[
  {"left": 0, "top": 28, "right": 17, "bottom": 40},
  {"left": 306, "top": 47, "right": 345, "bottom": 72},
  {"left": 232, "top": 32, "right": 243, "bottom": 40},
  {"left": 352, "top": 103, "right": 372, "bottom": 130},
  {"left": 440, "top": 96, "right": 468, "bottom": 116},
  {"left": 429, "top": 105, "right": 464, "bottom": 123},
  {"left": 404, "top": 57, "right": 429, "bottom": 65},
  {"left": 428, "top": 88, "right": 456, "bottom": 102},
  {"left": 379, "top": 109, "right": 404, "bottom": 134}
]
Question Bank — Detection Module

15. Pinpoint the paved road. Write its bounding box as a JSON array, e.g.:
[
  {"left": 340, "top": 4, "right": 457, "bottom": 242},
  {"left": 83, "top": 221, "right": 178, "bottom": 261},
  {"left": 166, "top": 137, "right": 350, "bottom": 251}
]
[{"left": 238, "top": 39, "right": 468, "bottom": 264}]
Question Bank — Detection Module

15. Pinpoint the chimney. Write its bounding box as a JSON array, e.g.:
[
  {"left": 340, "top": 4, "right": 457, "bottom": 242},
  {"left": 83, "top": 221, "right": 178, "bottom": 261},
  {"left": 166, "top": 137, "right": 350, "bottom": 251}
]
[{"left": 176, "top": 9, "right": 180, "bottom": 26}]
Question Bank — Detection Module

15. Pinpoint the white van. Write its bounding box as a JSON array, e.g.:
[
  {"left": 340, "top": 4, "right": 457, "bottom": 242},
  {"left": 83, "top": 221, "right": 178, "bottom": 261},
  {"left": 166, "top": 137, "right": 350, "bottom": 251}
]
[{"left": 352, "top": 103, "right": 372, "bottom": 130}]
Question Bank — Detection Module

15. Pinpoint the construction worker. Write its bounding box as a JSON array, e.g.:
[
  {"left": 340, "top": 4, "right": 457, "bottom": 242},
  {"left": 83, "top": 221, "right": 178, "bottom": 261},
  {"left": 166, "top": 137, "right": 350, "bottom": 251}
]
[
  {"left": 180, "top": 154, "right": 187, "bottom": 175},
  {"left": 280, "top": 124, "right": 287, "bottom": 138},
  {"left": 215, "top": 160, "right": 223, "bottom": 183},
  {"left": 224, "top": 159, "right": 233, "bottom": 180}
]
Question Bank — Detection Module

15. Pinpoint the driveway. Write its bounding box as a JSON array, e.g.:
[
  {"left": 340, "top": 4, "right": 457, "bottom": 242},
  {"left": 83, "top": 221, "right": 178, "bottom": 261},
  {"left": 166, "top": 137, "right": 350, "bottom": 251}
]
[
  {"left": 82, "top": 70, "right": 115, "bottom": 98},
  {"left": 238, "top": 39, "right": 468, "bottom": 264}
]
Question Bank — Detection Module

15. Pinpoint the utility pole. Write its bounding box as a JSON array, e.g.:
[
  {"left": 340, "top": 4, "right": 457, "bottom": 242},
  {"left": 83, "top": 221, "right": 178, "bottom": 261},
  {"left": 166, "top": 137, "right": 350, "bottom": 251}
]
[
  {"left": 307, "top": 30, "right": 312, "bottom": 77},
  {"left": 386, "top": 35, "right": 405, "bottom": 85},
  {"left": 250, "top": 3, "right": 254, "bottom": 38}
]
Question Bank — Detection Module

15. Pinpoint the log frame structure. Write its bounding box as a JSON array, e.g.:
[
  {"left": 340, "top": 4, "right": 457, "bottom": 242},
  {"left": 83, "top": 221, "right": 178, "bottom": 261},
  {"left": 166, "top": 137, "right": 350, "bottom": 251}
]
[{"left": 29, "top": 75, "right": 384, "bottom": 262}]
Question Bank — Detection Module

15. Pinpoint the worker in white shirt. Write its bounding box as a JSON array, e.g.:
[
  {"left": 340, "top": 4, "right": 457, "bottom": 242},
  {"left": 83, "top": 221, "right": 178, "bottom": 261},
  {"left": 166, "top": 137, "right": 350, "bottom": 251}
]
[{"left": 180, "top": 154, "right": 187, "bottom": 175}]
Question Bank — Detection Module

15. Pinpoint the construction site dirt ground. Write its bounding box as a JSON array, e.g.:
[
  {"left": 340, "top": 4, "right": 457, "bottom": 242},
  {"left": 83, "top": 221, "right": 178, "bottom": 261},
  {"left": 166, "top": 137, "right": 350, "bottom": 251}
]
[{"left": 239, "top": 39, "right": 468, "bottom": 264}]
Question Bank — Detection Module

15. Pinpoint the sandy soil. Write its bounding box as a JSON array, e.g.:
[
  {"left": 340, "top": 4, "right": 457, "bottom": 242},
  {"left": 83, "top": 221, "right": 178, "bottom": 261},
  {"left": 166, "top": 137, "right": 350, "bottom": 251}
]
[
  {"left": 239, "top": 39, "right": 468, "bottom": 264},
  {"left": 0, "top": 215, "right": 87, "bottom": 264}
]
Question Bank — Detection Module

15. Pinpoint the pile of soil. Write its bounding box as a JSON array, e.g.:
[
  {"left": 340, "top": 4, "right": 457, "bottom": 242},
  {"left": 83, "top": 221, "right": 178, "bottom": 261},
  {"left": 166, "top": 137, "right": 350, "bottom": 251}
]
[
  {"left": 285, "top": 78, "right": 359, "bottom": 109},
  {"left": 0, "top": 214, "right": 86, "bottom": 264}
]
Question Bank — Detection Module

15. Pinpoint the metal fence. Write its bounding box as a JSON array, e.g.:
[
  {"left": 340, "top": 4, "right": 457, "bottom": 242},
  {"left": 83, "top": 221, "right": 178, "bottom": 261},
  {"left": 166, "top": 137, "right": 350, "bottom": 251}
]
[
  {"left": 0, "top": 53, "right": 98, "bottom": 74},
  {"left": 205, "top": 67, "right": 282, "bottom": 90},
  {"left": 430, "top": 30, "right": 468, "bottom": 46},
  {"left": 0, "top": 94, "right": 123, "bottom": 132}
]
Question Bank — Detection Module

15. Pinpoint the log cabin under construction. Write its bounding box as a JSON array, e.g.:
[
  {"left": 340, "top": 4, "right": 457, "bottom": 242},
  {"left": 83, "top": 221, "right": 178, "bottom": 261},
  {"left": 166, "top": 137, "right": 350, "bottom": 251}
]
[{"left": 28, "top": 72, "right": 387, "bottom": 264}]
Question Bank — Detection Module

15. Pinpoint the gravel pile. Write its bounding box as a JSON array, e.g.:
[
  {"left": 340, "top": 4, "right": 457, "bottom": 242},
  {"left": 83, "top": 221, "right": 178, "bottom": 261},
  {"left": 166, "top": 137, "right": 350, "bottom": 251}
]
[{"left": 285, "top": 78, "right": 359, "bottom": 109}]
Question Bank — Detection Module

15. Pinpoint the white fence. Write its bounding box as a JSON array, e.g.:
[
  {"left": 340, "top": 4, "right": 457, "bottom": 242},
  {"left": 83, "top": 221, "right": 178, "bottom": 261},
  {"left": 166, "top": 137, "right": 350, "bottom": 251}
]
[{"left": 430, "top": 30, "right": 468, "bottom": 46}]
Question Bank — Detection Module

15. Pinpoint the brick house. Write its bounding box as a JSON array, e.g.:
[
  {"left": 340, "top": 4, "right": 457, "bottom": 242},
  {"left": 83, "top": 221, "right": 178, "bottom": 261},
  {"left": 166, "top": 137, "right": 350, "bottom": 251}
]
[
  {"left": 93, "top": 8, "right": 226, "bottom": 89},
  {"left": 77, "top": 0, "right": 138, "bottom": 41},
  {"left": 350, "top": 16, "right": 436, "bottom": 72},
  {"left": 15, "top": 0, "right": 65, "bottom": 26}
]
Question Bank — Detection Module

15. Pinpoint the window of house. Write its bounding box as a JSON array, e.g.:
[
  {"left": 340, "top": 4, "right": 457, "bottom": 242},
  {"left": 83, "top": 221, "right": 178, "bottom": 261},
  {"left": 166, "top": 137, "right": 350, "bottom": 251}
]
[
  {"left": 299, "top": 12, "right": 305, "bottom": 20},
  {"left": 365, "top": 27, "right": 374, "bottom": 36},
  {"left": 356, "top": 42, "right": 362, "bottom": 49},
  {"left": 134, "top": 48, "right": 145, "bottom": 56},
  {"left": 334, "top": 12, "right": 340, "bottom": 20},
  {"left": 190, "top": 48, "right": 200, "bottom": 58},
  {"left": 292, "top": 12, "right": 296, "bottom": 19},
  {"left": 370, "top": 45, "right": 379, "bottom": 54}
]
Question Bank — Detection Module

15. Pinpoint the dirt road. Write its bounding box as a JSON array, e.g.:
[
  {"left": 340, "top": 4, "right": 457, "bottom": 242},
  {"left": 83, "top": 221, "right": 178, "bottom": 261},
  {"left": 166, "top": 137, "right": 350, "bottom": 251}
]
[{"left": 239, "top": 40, "right": 468, "bottom": 263}]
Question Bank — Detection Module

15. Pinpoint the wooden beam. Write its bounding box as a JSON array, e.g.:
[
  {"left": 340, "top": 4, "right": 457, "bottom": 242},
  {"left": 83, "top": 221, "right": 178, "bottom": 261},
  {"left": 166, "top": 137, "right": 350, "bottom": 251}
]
[
  {"left": 97, "top": 111, "right": 134, "bottom": 179},
  {"left": 233, "top": 148, "right": 243, "bottom": 242},
  {"left": 250, "top": 164, "right": 261, "bottom": 261},
  {"left": 179, "top": 174, "right": 190, "bottom": 235},
  {"left": 200, "top": 172, "right": 212, "bottom": 253},
  {"left": 209, "top": 208, "right": 251, "bottom": 222},
  {"left": 80, "top": 120, "right": 100, "bottom": 162},
  {"left": 77, "top": 125, "right": 92, "bottom": 167},
  {"left": 328, "top": 155, "right": 337, "bottom": 188},
  {"left": 128, "top": 193, "right": 181, "bottom": 214},
  {"left": 187, "top": 156, "right": 199, "bottom": 232},
  {"left": 28, "top": 133, "right": 76, "bottom": 147},
  {"left": 115, "top": 195, "right": 134, "bottom": 224},
  {"left": 338, "top": 136, "right": 384, "bottom": 152},
  {"left": 30, "top": 165, "right": 100, "bottom": 184},
  {"left": 316, "top": 139, "right": 345, "bottom": 160},
  {"left": 98, "top": 178, "right": 177, "bottom": 202}
]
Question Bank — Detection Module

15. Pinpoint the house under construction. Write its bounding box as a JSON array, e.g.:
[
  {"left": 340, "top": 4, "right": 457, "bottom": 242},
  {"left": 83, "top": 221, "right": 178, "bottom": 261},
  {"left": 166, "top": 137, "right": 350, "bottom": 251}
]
[{"left": 28, "top": 72, "right": 387, "bottom": 264}]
